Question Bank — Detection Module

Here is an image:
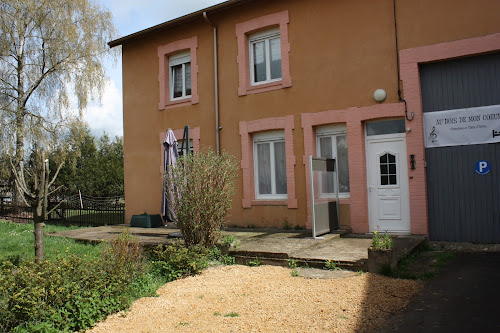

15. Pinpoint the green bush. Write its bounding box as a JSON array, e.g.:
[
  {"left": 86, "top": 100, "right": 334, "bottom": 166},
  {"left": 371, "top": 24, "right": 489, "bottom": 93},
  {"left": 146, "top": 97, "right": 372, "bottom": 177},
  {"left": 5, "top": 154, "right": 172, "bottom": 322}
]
[
  {"left": 164, "top": 149, "right": 238, "bottom": 247},
  {"left": 150, "top": 243, "right": 211, "bottom": 282},
  {"left": 0, "top": 232, "right": 148, "bottom": 332}
]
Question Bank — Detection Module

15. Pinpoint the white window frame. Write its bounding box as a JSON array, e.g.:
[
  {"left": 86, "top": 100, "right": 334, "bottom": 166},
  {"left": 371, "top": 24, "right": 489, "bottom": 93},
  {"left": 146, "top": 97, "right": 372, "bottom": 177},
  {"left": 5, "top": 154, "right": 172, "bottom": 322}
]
[
  {"left": 249, "top": 27, "right": 282, "bottom": 86},
  {"left": 169, "top": 51, "right": 191, "bottom": 101},
  {"left": 316, "top": 124, "right": 350, "bottom": 198},
  {"left": 253, "top": 131, "right": 287, "bottom": 200}
]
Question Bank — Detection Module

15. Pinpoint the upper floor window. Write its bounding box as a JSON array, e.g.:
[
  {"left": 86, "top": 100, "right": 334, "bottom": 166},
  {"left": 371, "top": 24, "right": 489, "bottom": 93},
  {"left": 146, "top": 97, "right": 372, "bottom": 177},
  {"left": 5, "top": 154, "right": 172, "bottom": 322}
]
[
  {"left": 250, "top": 28, "right": 282, "bottom": 85},
  {"left": 157, "top": 36, "right": 199, "bottom": 110},
  {"left": 169, "top": 51, "right": 191, "bottom": 100},
  {"left": 236, "top": 10, "right": 291, "bottom": 96}
]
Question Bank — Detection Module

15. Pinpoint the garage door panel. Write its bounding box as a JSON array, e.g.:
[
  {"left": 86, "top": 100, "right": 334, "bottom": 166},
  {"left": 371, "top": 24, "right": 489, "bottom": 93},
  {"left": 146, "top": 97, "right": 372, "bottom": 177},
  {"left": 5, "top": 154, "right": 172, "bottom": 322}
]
[{"left": 421, "top": 52, "right": 500, "bottom": 243}]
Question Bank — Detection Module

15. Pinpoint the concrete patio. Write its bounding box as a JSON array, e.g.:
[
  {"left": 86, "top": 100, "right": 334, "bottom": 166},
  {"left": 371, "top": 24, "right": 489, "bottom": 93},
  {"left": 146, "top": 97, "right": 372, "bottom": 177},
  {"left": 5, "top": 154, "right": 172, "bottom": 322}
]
[{"left": 51, "top": 225, "right": 425, "bottom": 271}]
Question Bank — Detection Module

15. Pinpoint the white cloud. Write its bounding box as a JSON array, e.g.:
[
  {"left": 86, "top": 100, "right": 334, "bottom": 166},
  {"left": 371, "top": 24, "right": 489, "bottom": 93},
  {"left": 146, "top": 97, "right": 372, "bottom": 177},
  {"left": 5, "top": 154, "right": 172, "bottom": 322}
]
[
  {"left": 83, "top": 79, "right": 123, "bottom": 138},
  {"left": 104, "top": 0, "right": 227, "bottom": 37},
  {"left": 89, "top": 0, "right": 226, "bottom": 138}
]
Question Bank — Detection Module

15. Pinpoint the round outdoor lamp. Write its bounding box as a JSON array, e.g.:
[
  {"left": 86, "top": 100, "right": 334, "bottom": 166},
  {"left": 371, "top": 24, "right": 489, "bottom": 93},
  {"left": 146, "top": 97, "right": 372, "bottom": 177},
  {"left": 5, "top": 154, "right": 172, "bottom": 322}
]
[{"left": 373, "top": 89, "right": 387, "bottom": 103}]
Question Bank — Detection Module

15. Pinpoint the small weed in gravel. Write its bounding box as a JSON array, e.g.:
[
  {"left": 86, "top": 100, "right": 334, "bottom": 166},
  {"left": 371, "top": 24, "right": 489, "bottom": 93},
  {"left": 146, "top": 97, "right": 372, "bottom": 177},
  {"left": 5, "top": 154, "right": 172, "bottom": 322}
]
[{"left": 247, "top": 257, "right": 261, "bottom": 267}]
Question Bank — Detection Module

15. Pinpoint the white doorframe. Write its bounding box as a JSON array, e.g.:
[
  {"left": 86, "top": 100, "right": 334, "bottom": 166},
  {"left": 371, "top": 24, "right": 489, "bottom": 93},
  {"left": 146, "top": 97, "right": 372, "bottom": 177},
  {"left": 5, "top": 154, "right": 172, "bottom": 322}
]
[{"left": 366, "top": 133, "right": 410, "bottom": 234}]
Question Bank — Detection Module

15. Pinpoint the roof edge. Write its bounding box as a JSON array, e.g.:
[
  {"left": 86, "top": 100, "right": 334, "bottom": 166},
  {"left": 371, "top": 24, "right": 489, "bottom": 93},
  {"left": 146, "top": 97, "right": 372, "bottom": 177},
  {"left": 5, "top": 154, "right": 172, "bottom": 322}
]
[{"left": 108, "top": 0, "right": 252, "bottom": 48}]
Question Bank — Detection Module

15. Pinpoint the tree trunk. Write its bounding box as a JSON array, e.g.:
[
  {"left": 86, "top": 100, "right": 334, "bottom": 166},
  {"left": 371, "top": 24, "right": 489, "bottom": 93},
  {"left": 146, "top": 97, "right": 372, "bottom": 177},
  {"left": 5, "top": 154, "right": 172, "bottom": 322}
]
[
  {"left": 34, "top": 203, "right": 44, "bottom": 264},
  {"left": 33, "top": 157, "right": 47, "bottom": 264},
  {"left": 14, "top": 44, "right": 25, "bottom": 206}
]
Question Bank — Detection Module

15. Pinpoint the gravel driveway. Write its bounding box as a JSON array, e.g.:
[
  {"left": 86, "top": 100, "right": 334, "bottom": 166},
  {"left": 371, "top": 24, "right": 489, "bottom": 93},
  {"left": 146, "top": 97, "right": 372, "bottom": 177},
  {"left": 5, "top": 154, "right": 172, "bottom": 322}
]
[{"left": 89, "top": 265, "right": 422, "bottom": 333}]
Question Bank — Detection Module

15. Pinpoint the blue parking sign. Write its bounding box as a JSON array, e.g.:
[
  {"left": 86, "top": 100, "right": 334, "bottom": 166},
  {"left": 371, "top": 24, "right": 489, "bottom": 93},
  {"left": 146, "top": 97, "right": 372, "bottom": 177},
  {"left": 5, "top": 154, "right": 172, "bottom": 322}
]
[{"left": 475, "top": 160, "right": 491, "bottom": 175}]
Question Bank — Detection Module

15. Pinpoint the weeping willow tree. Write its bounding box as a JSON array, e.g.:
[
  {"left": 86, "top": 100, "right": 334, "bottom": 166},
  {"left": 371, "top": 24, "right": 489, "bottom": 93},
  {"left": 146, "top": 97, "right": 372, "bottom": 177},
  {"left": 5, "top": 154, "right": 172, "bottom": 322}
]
[
  {"left": 0, "top": 0, "right": 116, "bottom": 163},
  {"left": 0, "top": 0, "right": 116, "bottom": 262}
]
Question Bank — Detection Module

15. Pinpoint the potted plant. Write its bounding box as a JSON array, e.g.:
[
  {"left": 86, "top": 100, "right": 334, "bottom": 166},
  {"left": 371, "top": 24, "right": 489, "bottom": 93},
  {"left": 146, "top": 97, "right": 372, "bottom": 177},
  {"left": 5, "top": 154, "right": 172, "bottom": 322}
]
[{"left": 368, "top": 231, "right": 395, "bottom": 273}]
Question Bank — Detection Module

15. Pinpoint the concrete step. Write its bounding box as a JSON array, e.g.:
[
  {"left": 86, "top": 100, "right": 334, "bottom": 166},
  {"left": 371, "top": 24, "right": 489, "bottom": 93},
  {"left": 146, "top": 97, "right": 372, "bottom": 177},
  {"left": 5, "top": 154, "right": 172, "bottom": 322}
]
[{"left": 230, "top": 249, "right": 368, "bottom": 271}]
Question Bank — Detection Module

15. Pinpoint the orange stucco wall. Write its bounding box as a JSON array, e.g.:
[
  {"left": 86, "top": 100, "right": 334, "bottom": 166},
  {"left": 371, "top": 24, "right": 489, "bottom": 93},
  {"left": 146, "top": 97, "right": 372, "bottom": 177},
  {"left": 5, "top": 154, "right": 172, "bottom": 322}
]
[{"left": 120, "top": 0, "right": 500, "bottom": 232}]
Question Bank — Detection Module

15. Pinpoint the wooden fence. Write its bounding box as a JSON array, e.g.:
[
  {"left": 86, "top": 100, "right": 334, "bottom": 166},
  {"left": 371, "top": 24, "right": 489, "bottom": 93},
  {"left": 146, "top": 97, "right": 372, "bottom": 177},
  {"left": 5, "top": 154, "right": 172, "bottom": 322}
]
[{"left": 0, "top": 195, "right": 125, "bottom": 227}]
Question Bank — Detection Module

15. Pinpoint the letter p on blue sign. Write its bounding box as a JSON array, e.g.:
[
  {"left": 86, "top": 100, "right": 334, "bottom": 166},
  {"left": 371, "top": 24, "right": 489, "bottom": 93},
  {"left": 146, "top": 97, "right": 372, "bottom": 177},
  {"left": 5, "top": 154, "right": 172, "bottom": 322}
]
[{"left": 475, "top": 160, "right": 491, "bottom": 175}]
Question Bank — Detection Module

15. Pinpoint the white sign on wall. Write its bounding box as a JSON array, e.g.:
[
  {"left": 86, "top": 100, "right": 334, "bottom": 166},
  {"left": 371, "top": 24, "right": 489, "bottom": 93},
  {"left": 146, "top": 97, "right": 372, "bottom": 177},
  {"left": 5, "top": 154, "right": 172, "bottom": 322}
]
[{"left": 423, "top": 104, "right": 500, "bottom": 148}]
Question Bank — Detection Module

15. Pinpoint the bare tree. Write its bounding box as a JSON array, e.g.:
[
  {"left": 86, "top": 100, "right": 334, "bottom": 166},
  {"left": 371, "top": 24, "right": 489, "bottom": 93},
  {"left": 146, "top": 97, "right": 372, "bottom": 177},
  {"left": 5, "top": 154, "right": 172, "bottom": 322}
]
[{"left": 10, "top": 149, "right": 64, "bottom": 263}]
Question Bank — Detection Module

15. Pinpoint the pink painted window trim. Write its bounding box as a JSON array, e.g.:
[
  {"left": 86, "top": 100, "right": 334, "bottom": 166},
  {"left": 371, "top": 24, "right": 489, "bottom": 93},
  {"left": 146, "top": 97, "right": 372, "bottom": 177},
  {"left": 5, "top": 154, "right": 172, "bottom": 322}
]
[
  {"left": 236, "top": 10, "right": 292, "bottom": 96},
  {"left": 158, "top": 127, "right": 201, "bottom": 174},
  {"left": 158, "top": 37, "right": 199, "bottom": 110},
  {"left": 239, "top": 115, "right": 297, "bottom": 209},
  {"left": 301, "top": 104, "right": 405, "bottom": 232}
]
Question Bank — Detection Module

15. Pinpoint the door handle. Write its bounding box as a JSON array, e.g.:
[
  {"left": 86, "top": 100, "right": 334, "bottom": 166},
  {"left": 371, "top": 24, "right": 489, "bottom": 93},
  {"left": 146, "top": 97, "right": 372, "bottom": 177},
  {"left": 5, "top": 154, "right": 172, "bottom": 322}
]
[{"left": 369, "top": 186, "right": 374, "bottom": 193}]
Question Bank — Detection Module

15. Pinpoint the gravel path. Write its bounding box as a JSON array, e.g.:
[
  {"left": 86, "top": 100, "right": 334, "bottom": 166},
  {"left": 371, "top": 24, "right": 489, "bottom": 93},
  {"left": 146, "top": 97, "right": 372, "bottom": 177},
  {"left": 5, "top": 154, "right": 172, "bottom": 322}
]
[{"left": 89, "top": 265, "right": 422, "bottom": 333}]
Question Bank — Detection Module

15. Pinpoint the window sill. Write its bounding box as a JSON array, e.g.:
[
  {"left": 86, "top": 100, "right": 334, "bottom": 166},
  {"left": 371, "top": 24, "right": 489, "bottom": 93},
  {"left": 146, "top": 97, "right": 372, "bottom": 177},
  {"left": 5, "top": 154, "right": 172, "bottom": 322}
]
[
  {"left": 239, "top": 78, "right": 291, "bottom": 96},
  {"left": 161, "top": 95, "right": 199, "bottom": 110},
  {"left": 251, "top": 200, "right": 288, "bottom": 206}
]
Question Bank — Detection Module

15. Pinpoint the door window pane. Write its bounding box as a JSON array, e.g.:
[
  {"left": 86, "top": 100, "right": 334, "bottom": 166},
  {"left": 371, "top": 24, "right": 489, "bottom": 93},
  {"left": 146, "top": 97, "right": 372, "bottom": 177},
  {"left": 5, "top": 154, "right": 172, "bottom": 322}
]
[{"left": 380, "top": 153, "right": 397, "bottom": 185}]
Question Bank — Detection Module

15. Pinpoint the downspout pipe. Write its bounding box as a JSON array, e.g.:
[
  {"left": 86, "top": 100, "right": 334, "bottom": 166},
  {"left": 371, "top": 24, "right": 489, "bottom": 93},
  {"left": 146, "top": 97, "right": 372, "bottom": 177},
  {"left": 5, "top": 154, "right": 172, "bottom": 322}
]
[
  {"left": 393, "top": 0, "right": 414, "bottom": 121},
  {"left": 203, "top": 12, "right": 221, "bottom": 154}
]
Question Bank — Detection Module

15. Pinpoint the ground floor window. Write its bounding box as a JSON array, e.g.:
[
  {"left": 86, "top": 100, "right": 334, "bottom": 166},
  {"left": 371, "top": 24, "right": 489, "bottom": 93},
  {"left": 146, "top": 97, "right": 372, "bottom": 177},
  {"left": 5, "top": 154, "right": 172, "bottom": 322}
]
[
  {"left": 316, "top": 124, "right": 350, "bottom": 197},
  {"left": 253, "top": 131, "right": 287, "bottom": 199}
]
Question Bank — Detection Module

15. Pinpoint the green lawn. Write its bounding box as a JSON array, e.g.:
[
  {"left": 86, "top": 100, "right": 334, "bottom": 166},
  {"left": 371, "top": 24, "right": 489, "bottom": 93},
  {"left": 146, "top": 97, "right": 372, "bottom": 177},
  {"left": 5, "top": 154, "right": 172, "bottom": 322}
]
[{"left": 0, "top": 220, "right": 105, "bottom": 262}]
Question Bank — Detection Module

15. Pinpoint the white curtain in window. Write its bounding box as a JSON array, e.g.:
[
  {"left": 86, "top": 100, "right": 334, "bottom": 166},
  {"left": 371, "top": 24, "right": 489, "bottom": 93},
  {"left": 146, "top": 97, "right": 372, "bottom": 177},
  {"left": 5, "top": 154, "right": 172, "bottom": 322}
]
[
  {"left": 253, "top": 41, "right": 266, "bottom": 82},
  {"left": 172, "top": 64, "right": 183, "bottom": 98},
  {"left": 269, "top": 37, "right": 282, "bottom": 80},
  {"left": 274, "top": 141, "right": 287, "bottom": 194},
  {"left": 336, "top": 135, "right": 350, "bottom": 192},
  {"left": 185, "top": 62, "right": 191, "bottom": 96},
  {"left": 257, "top": 143, "right": 271, "bottom": 194},
  {"left": 319, "top": 137, "right": 335, "bottom": 193}
]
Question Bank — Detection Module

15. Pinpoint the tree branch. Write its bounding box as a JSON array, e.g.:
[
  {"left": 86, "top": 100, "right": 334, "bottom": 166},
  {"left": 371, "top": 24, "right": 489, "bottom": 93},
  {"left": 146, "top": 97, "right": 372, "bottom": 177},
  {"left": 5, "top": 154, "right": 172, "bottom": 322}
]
[
  {"left": 46, "top": 198, "right": 64, "bottom": 215},
  {"left": 47, "top": 159, "right": 64, "bottom": 188}
]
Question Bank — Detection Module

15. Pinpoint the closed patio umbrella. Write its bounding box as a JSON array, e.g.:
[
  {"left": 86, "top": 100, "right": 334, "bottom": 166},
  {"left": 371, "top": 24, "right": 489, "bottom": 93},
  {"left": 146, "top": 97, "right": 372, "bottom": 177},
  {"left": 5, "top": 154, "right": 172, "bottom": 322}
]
[{"left": 161, "top": 129, "right": 178, "bottom": 222}]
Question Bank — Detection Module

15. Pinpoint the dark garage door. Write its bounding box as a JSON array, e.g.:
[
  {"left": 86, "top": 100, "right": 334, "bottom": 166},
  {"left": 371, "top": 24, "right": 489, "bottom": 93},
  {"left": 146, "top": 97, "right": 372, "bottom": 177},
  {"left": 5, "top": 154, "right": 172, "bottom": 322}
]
[{"left": 420, "top": 52, "right": 500, "bottom": 243}]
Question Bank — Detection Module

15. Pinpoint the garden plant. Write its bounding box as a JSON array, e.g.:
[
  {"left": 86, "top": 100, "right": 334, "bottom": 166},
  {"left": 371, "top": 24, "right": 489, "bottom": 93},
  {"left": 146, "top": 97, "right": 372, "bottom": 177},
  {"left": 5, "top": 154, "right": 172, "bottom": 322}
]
[
  {"left": 0, "top": 221, "right": 234, "bottom": 332},
  {"left": 164, "top": 149, "right": 238, "bottom": 247}
]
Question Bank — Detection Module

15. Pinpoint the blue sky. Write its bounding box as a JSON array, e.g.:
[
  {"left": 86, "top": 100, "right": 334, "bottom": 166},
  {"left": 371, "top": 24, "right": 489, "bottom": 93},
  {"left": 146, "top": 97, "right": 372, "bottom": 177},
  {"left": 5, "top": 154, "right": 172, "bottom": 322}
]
[{"left": 86, "top": 0, "right": 226, "bottom": 137}]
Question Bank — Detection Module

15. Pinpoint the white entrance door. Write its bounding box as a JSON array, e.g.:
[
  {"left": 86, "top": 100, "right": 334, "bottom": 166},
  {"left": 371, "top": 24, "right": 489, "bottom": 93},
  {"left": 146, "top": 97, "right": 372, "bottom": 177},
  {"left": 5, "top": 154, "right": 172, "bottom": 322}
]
[{"left": 366, "top": 134, "right": 410, "bottom": 233}]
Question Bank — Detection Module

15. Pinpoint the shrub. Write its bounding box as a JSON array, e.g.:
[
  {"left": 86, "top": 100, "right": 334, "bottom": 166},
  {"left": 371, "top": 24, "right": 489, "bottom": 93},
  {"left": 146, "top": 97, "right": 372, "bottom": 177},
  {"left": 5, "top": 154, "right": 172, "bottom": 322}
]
[
  {"left": 150, "top": 243, "right": 211, "bottom": 282},
  {"left": 164, "top": 149, "right": 238, "bottom": 247},
  {"left": 0, "top": 232, "right": 148, "bottom": 332}
]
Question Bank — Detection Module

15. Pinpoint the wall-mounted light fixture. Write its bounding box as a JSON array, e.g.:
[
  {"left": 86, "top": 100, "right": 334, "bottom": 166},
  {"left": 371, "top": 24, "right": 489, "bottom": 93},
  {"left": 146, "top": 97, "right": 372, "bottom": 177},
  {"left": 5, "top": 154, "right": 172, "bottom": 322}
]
[
  {"left": 410, "top": 154, "right": 416, "bottom": 170},
  {"left": 373, "top": 89, "right": 387, "bottom": 103}
]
